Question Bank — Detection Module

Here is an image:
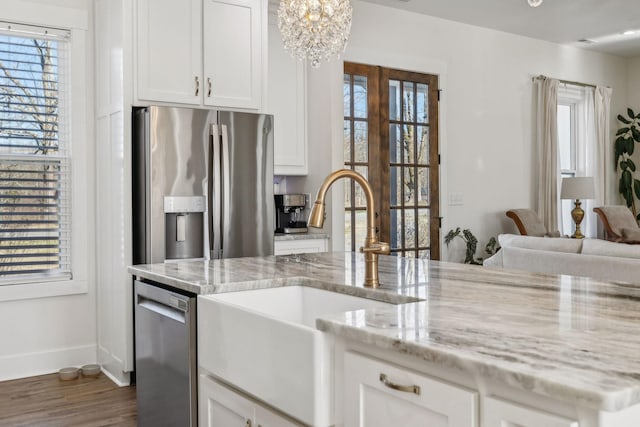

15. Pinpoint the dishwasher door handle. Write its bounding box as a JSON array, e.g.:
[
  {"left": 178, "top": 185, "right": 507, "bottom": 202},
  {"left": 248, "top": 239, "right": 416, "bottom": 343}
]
[{"left": 137, "top": 296, "right": 187, "bottom": 324}]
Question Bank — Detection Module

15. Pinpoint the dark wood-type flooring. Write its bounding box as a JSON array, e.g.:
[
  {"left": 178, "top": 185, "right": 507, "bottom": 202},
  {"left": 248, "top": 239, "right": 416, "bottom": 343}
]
[{"left": 0, "top": 373, "right": 136, "bottom": 426}]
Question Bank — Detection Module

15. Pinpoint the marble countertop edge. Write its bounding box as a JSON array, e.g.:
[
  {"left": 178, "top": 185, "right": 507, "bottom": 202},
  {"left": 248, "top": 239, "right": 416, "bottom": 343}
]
[
  {"left": 274, "top": 232, "right": 330, "bottom": 241},
  {"left": 315, "top": 317, "right": 638, "bottom": 412}
]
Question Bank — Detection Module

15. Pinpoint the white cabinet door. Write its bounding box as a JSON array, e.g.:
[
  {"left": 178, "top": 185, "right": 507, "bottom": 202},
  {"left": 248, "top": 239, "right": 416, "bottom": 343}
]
[
  {"left": 254, "top": 405, "right": 300, "bottom": 427},
  {"left": 200, "top": 374, "right": 255, "bottom": 427},
  {"left": 95, "top": 0, "right": 134, "bottom": 385},
  {"left": 136, "top": 0, "right": 202, "bottom": 104},
  {"left": 203, "top": 0, "right": 262, "bottom": 110},
  {"left": 200, "top": 373, "right": 301, "bottom": 427},
  {"left": 344, "top": 352, "right": 478, "bottom": 427},
  {"left": 268, "top": 19, "right": 308, "bottom": 175},
  {"left": 483, "top": 396, "right": 579, "bottom": 427},
  {"left": 274, "top": 238, "right": 328, "bottom": 255}
]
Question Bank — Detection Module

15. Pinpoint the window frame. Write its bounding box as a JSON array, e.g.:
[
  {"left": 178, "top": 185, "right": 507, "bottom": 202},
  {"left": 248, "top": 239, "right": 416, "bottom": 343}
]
[
  {"left": 0, "top": 2, "right": 89, "bottom": 302},
  {"left": 0, "top": 24, "right": 72, "bottom": 283}
]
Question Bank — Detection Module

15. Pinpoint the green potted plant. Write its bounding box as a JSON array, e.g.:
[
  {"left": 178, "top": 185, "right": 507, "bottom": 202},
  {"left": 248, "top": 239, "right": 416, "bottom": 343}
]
[
  {"left": 444, "top": 227, "right": 498, "bottom": 265},
  {"left": 615, "top": 108, "right": 640, "bottom": 220}
]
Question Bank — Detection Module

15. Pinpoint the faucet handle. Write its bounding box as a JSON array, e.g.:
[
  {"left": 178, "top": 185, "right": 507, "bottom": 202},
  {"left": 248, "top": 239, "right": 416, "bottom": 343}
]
[{"left": 360, "top": 241, "right": 391, "bottom": 255}]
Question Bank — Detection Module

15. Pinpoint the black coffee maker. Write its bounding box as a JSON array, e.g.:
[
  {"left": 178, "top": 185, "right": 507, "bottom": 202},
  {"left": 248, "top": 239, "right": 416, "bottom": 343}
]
[{"left": 274, "top": 194, "right": 308, "bottom": 234}]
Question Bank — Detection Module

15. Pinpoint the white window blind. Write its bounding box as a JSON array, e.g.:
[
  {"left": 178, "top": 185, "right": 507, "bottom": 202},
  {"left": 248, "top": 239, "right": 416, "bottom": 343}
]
[{"left": 0, "top": 22, "right": 71, "bottom": 282}]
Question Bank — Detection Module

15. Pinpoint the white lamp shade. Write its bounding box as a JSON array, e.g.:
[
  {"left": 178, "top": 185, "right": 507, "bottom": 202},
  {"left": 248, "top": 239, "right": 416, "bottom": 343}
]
[{"left": 560, "top": 177, "right": 595, "bottom": 200}]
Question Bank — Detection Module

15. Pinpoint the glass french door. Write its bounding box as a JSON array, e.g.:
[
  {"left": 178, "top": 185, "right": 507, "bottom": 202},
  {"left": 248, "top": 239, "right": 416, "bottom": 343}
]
[{"left": 343, "top": 63, "right": 439, "bottom": 259}]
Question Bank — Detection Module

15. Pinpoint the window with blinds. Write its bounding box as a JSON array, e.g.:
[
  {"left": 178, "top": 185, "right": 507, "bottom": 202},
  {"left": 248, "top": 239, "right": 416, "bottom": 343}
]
[{"left": 0, "top": 23, "right": 71, "bottom": 282}]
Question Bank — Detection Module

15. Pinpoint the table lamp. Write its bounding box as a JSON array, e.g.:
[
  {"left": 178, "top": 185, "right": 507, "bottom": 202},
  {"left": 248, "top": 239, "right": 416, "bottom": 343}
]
[{"left": 560, "top": 177, "right": 595, "bottom": 239}]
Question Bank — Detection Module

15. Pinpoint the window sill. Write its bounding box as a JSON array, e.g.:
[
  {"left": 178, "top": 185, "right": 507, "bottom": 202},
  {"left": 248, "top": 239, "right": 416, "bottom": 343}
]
[{"left": 0, "top": 278, "right": 88, "bottom": 302}]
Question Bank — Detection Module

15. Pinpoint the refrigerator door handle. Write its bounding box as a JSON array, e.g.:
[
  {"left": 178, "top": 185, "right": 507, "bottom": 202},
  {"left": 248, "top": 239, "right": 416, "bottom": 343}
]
[
  {"left": 210, "top": 124, "right": 222, "bottom": 259},
  {"left": 220, "top": 124, "right": 231, "bottom": 258}
]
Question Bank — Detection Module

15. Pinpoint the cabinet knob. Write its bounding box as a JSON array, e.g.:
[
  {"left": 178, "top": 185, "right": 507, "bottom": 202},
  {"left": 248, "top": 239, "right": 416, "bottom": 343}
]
[
  {"left": 207, "top": 77, "right": 212, "bottom": 97},
  {"left": 379, "top": 373, "right": 421, "bottom": 395},
  {"left": 245, "top": 419, "right": 252, "bottom": 427},
  {"left": 195, "top": 76, "right": 200, "bottom": 96}
]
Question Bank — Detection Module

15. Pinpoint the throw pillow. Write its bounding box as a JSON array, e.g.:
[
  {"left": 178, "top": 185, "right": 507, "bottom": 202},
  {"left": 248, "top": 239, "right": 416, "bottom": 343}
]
[{"left": 621, "top": 227, "right": 640, "bottom": 244}]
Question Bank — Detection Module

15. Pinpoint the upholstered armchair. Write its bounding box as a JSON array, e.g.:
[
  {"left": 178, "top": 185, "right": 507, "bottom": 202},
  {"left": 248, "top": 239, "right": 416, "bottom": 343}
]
[
  {"left": 593, "top": 206, "right": 640, "bottom": 242},
  {"left": 506, "top": 209, "right": 561, "bottom": 237}
]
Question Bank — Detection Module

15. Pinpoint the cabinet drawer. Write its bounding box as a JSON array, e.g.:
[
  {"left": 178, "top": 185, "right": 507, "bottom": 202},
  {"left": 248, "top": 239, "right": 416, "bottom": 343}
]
[
  {"left": 483, "top": 396, "right": 579, "bottom": 427},
  {"left": 344, "top": 351, "right": 478, "bottom": 427}
]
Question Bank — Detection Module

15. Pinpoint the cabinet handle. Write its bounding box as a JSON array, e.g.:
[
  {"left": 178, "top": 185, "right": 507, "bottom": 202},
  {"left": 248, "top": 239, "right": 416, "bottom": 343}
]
[
  {"left": 195, "top": 76, "right": 200, "bottom": 96},
  {"left": 245, "top": 419, "right": 252, "bottom": 427},
  {"left": 379, "top": 373, "right": 421, "bottom": 395},
  {"left": 207, "top": 77, "right": 212, "bottom": 97}
]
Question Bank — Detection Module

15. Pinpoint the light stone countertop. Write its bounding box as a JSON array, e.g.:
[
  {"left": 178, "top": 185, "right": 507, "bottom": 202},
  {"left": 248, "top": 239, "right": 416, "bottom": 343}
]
[
  {"left": 128, "top": 252, "right": 640, "bottom": 412},
  {"left": 274, "top": 232, "right": 330, "bottom": 241}
]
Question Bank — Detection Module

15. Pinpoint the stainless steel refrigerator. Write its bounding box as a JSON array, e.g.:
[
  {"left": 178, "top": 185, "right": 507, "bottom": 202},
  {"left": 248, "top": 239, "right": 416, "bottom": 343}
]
[
  {"left": 131, "top": 105, "right": 274, "bottom": 427},
  {"left": 132, "top": 105, "right": 274, "bottom": 264}
]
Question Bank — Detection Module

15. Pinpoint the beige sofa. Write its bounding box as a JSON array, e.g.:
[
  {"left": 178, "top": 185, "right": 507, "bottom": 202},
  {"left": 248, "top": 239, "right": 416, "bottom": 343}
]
[{"left": 483, "top": 234, "right": 640, "bottom": 285}]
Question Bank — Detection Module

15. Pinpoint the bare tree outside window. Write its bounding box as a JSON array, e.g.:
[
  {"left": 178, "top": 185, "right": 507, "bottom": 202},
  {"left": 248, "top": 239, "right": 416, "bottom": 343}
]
[{"left": 0, "top": 32, "right": 64, "bottom": 276}]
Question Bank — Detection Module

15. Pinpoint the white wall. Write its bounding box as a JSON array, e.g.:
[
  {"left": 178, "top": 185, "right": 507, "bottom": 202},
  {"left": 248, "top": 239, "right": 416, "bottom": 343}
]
[
  {"left": 629, "top": 56, "right": 640, "bottom": 109},
  {"left": 0, "top": 0, "right": 96, "bottom": 380},
  {"left": 311, "top": 0, "right": 629, "bottom": 261}
]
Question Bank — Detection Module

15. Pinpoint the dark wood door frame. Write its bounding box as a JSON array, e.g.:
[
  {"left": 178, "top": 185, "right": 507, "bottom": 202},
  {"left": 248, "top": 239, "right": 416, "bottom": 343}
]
[{"left": 344, "top": 62, "right": 440, "bottom": 259}]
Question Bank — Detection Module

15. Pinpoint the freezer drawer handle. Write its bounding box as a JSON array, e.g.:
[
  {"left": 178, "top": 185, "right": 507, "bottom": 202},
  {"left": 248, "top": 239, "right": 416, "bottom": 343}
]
[
  {"left": 379, "top": 373, "right": 421, "bottom": 395},
  {"left": 137, "top": 295, "right": 187, "bottom": 324}
]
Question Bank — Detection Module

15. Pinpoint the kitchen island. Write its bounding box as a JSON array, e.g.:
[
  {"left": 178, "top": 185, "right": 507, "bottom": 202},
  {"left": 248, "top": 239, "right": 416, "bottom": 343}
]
[{"left": 129, "top": 252, "right": 640, "bottom": 426}]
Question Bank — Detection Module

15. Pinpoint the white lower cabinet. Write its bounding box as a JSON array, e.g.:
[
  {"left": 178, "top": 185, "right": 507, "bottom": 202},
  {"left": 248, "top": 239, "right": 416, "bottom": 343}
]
[
  {"left": 343, "top": 352, "right": 478, "bottom": 427},
  {"left": 483, "top": 396, "right": 579, "bottom": 427},
  {"left": 199, "top": 373, "right": 300, "bottom": 427},
  {"left": 274, "top": 238, "right": 328, "bottom": 255}
]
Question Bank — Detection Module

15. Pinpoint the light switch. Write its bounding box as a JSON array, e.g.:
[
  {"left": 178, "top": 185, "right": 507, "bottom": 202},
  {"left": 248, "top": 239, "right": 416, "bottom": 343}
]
[{"left": 449, "top": 192, "right": 464, "bottom": 206}]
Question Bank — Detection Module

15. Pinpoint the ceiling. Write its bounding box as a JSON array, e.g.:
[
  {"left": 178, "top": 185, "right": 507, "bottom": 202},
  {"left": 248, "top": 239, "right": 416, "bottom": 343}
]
[{"left": 358, "top": 0, "right": 640, "bottom": 57}]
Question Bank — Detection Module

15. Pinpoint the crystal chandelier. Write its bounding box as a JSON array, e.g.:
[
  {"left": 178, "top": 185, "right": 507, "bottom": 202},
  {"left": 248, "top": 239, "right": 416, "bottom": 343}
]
[{"left": 277, "top": 0, "right": 353, "bottom": 68}]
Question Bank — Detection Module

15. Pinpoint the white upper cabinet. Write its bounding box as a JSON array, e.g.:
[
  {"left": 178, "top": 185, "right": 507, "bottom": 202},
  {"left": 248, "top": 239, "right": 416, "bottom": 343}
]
[
  {"left": 203, "top": 0, "right": 262, "bottom": 109},
  {"left": 268, "top": 14, "right": 308, "bottom": 175},
  {"left": 136, "top": 0, "right": 264, "bottom": 110},
  {"left": 136, "top": 0, "right": 202, "bottom": 104}
]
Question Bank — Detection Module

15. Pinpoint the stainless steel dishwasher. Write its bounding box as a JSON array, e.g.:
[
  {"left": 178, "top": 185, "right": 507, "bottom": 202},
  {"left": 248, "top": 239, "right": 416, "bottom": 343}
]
[{"left": 134, "top": 280, "right": 197, "bottom": 427}]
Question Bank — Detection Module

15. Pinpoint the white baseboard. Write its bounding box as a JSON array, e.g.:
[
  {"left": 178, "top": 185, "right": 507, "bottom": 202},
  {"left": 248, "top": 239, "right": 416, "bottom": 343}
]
[
  {"left": 0, "top": 344, "right": 97, "bottom": 381},
  {"left": 101, "top": 366, "right": 131, "bottom": 387},
  {"left": 97, "top": 345, "right": 131, "bottom": 386}
]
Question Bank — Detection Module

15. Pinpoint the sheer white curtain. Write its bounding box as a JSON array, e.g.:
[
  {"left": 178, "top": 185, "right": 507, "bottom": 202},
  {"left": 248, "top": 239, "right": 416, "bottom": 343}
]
[
  {"left": 535, "top": 77, "right": 560, "bottom": 233},
  {"left": 578, "top": 86, "right": 597, "bottom": 237},
  {"left": 594, "top": 86, "right": 612, "bottom": 203},
  {"left": 578, "top": 86, "right": 611, "bottom": 238}
]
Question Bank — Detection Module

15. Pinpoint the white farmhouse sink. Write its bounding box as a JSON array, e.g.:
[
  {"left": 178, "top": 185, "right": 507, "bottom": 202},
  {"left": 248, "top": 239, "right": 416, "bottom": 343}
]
[{"left": 198, "top": 285, "right": 395, "bottom": 426}]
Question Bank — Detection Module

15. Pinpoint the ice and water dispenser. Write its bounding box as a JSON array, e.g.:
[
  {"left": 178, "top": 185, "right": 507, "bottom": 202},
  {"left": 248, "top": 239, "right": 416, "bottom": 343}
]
[{"left": 164, "top": 196, "right": 205, "bottom": 261}]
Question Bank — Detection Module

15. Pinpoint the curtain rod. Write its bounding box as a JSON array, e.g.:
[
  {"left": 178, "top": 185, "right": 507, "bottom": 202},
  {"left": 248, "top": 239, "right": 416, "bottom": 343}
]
[{"left": 531, "top": 74, "right": 600, "bottom": 89}]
